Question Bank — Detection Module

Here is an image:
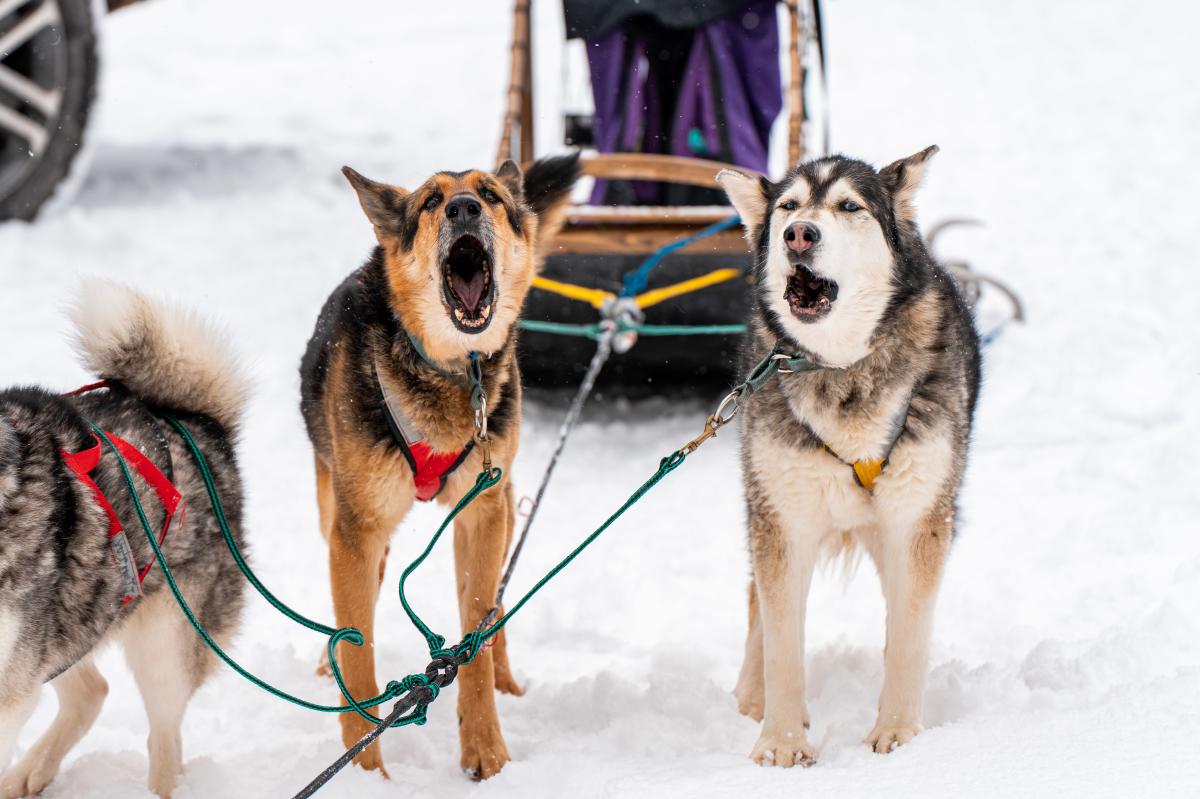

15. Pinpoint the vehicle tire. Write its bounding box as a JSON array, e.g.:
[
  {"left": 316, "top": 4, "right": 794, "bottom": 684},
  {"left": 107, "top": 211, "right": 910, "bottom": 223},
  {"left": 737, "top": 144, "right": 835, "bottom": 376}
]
[{"left": 0, "top": 0, "right": 99, "bottom": 221}]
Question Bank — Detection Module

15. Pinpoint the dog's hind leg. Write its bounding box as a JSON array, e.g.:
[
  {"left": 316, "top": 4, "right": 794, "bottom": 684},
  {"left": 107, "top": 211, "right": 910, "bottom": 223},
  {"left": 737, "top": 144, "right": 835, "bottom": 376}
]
[
  {"left": 490, "top": 484, "right": 522, "bottom": 698},
  {"left": 121, "top": 590, "right": 214, "bottom": 798},
  {"left": 865, "top": 509, "right": 952, "bottom": 754},
  {"left": 0, "top": 659, "right": 107, "bottom": 798},
  {"left": 733, "top": 581, "right": 765, "bottom": 721},
  {"left": 748, "top": 505, "right": 818, "bottom": 768}
]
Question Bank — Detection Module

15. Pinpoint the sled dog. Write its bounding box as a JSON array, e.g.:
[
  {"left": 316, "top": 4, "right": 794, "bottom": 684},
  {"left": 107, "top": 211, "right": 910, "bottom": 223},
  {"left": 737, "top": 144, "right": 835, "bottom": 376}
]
[
  {"left": 716, "top": 147, "right": 981, "bottom": 765},
  {"left": 300, "top": 153, "right": 579, "bottom": 778},
  {"left": 0, "top": 281, "right": 249, "bottom": 797}
]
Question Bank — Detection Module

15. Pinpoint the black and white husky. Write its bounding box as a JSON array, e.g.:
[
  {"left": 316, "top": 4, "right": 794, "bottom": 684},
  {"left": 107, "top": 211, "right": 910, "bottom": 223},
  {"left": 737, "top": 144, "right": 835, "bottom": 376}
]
[
  {"left": 0, "top": 281, "right": 248, "bottom": 798},
  {"left": 716, "top": 147, "right": 981, "bottom": 765}
]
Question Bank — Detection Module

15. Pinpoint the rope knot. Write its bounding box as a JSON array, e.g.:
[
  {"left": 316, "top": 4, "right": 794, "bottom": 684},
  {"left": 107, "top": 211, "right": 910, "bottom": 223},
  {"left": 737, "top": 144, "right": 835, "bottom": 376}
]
[
  {"left": 660, "top": 451, "right": 687, "bottom": 472},
  {"left": 424, "top": 654, "right": 459, "bottom": 688},
  {"left": 454, "top": 631, "right": 487, "bottom": 664}
]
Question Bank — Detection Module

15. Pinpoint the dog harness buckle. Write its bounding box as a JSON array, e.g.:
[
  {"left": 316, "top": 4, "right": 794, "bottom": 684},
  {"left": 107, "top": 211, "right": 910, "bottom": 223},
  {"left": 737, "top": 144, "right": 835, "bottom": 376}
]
[{"left": 61, "top": 432, "right": 184, "bottom": 606}]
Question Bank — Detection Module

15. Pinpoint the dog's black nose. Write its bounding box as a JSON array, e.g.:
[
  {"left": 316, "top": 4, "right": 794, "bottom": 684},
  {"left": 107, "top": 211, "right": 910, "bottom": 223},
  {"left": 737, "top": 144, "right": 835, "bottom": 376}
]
[
  {"left": 784, "top": 222, "right": 820, "bottom": 252},
  {"left": 445, "top": 194, "right": 482, "bottom": 222}
]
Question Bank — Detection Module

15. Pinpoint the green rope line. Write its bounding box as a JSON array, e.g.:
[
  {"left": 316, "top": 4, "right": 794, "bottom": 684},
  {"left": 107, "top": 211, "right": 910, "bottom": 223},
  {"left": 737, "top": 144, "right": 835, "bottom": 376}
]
[
  {"left": 162, "top": 418, "right": 434, "bottom": 724},
  {"left": 162, "top": 417, "right": 335, "bottom": 636},
  {"left": 85, "top": 413, "right": 692, "bottom": 732},
  {"left": 395, "top": 467, "right": 503, "bottom": 661},
  {"left": 396, "top": 452, "right": 687, "bottom": 663},
  {"left": 519, "top": 319, "right": 747, "bottom": 339},
  {"left": 630, "top": 323, "right": 747, "bottom": 337},
  {"left": 475, "top": 450, "right": 685, "bottom": 642},
  {"left": 88, "top": 420, "right": 432, "bottom": 727}
]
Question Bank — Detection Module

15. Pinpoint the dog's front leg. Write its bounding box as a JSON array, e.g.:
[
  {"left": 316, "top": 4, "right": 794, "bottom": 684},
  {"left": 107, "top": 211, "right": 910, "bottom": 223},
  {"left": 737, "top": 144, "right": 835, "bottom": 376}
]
[
  {"left": 452, "top": 484, "right": 511, "bottom": 780},
  {"left": 866, "top": 509, "right": 952, "bottom": 753},
  {"left": 748, "top": 507, "right": 819, "bottom": 767},
  {"left": 328, "top": 496, "right": 400, "bottom": 776}
]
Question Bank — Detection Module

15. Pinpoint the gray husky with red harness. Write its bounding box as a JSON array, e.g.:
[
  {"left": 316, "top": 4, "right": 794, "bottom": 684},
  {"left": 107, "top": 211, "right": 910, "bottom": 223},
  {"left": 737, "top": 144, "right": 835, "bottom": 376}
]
[{"left": 0, "top": 280, "right": 249, "bottom": 799}]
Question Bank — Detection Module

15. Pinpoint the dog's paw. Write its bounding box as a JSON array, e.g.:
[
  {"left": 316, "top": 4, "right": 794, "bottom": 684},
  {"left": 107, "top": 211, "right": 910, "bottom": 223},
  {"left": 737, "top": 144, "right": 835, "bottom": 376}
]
[
  {"left": 749, "top": 730, "right": 816, "bottom": 768},
  {"left": 314, "top": 648, "right": 334, "bottom": 679},
  {"left": 460, "top": 723, "right": 510, "bottom": 780},
  {"left": 0, "top": 752, "right": 58, "bottom": 798},
  {"left": 493, "top": 669, "right": 524, "bottom": 697},
  {"left": 733, "top": 683, "right": 764, "bottom": 722},
  {"left": 865, "top": 719, "right": 921, "bottom": 753},
  {"left": 340, "top": 717, "right": 389, "bottom": 778}
]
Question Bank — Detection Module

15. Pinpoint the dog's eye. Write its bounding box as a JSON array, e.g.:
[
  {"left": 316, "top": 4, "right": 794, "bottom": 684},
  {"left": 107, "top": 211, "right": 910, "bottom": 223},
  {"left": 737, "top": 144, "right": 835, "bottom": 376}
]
[
  {"left": 779, "top": 200, "right": 798, "bottom": 212},
  {"left": 423, "top": 194, "right": 441, "bottom": 212},
  {"left": 839, "top": 199, "right": 862, "bottom": 213},
  {"left": 480, "top": 188, "right": 500, "bottom": 204}
]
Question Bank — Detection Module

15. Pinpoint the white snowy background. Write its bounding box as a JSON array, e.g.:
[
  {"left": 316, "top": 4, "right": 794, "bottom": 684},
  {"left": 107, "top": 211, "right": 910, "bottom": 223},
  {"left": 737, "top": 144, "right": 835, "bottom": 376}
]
[{"left": 2, "top": 0, "right": 1199, "bottom": 796}]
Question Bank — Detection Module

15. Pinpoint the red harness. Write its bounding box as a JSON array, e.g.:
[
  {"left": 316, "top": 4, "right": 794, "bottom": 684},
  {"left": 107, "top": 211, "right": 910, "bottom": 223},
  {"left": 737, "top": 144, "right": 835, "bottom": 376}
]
[
  {"left": 61, "top": 383, "right": 183, "bottom": 605},
  {"left": 373, "top": 363, "right": 472, "bottom": 502}
]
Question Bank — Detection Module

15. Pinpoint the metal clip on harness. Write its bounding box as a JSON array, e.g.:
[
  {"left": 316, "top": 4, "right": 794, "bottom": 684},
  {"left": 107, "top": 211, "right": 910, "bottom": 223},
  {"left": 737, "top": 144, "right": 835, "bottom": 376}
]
[{"left": 468, "top": 354, "right": 491, "bottom": 472}]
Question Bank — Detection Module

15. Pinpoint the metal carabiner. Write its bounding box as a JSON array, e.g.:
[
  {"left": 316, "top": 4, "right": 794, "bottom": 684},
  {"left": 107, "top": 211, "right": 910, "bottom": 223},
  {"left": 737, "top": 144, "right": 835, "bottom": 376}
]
[
  {"left": 473, "top": 394, "right": 488, "bottom": 442},
  {"left": 713, "top": 389, "right": 742, "bottom": 426},
  {"left": 680, "top": 388, "right": 744, "bottom": 455}
]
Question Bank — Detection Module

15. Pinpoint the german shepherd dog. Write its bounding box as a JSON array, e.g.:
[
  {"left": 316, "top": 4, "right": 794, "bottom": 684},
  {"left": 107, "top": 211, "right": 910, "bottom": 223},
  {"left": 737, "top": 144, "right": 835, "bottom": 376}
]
[
  {"left": 300, "top": 154, "right": 579, "bottom": 778},
  {"left": 716, "top": 148, "right": 980, "bottom": 765},
  {"left": 0, "top": 281, "right": 248, "bottom": 798}
]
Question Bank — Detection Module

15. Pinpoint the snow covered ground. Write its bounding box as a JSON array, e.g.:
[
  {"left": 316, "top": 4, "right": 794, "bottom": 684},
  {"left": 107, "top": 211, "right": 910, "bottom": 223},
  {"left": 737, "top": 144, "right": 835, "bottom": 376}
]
[{"left": 2, "top": 0, "right": 1199, "bottom": 796}]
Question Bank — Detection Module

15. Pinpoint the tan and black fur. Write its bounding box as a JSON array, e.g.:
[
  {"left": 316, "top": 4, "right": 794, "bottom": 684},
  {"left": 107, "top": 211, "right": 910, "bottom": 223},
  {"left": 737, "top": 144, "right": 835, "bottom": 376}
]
[
  {"left": 299, "top": 154, "right": 579, "bottom": 778},
  {"left": 716, "top": 149, "right": 980, "bottom": 765}
]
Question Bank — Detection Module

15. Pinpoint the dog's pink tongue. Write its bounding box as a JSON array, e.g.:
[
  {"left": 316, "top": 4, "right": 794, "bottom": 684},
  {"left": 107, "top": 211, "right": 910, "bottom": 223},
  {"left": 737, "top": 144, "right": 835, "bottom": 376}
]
[{"left": 452, "top": 272, "right": 486, "bottom": 313}]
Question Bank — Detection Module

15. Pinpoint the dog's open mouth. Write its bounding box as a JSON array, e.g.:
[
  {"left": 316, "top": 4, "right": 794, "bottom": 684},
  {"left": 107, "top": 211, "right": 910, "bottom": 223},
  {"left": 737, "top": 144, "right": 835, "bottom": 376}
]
[
  {"left": 442, "top": 234, "right": 495, "bottom": 333},
  {"left": 784, "top": 264, "right": 838, "bottom": 322}
]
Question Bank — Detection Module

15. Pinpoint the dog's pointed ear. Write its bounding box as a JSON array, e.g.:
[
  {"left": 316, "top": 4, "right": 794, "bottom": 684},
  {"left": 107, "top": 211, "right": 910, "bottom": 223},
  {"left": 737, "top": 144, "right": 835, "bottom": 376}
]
[
  {"left": 342, "top": 166, "right": 409, "bottom": 232},
  {"left": 879, "top": 145, "right": 938, "bottom": 224},
  {"left": 494, "top": 159, "right": 524, "bottom": 201},
  {"left": 716, "top": 168, "right": 772, "bottom": 243}
]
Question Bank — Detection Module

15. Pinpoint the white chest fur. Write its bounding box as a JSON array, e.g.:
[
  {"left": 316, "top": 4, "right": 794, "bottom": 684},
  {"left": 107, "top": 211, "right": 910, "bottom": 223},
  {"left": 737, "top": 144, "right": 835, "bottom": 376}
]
[
  {"left": 784, "top": 379, "right": 914, "bottom": 463},
  {"left": 747, "top": 414, "right": 955, "bottom": 548}
]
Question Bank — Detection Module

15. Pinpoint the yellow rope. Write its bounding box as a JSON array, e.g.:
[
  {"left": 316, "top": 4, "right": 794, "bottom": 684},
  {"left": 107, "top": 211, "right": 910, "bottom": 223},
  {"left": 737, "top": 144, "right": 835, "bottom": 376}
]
[
  {"left": 531, "top": 276, "right": 614, "bottom": 310},
  {"left": 633, "top": 268, "right": 743, "bottom": 310},
  {"left": 531, "top": 268, "right": 743, "bottom": 311}
]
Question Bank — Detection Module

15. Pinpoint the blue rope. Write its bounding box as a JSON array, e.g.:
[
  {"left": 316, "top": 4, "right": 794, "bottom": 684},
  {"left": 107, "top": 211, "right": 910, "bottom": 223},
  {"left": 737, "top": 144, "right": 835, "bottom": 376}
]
[{"left": 620, "top": 215, "right": 741, "bottom": 298}]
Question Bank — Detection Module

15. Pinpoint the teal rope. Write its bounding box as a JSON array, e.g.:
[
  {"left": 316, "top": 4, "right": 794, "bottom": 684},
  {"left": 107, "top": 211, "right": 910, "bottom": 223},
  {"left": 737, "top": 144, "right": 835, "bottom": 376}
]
[
  {"left": 395, "top": 451, "right": 688, "bottom": 664},
  {"left": 86, "top": 413, "right": 692, "bottom": 731},
  {"left": 620, "top": 215, "right": 741, "bottom": 297},
  {"left": 519, "top": 319, "right": 747, "bottom": 339},
  {"left": 89, "top": 419, "right": 433, "bottom": 727},
  {"left": 396, "top": 467, "right": 504, "bottom": 661},
  {"left": 162, "top": 417, "right": 335, "bottom": 636},
  {"left": 630, "top": 323, "right": 747, "bottom": 337},
  {"left": 474, "top": 450, "right": 685, "bottom": 642}
]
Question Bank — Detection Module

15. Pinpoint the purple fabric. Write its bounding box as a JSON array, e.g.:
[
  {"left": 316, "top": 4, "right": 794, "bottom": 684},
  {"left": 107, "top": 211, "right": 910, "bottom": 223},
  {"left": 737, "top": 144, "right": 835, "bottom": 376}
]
[{"left": 586, "top": 0, "right": 781, "bottom": 205}]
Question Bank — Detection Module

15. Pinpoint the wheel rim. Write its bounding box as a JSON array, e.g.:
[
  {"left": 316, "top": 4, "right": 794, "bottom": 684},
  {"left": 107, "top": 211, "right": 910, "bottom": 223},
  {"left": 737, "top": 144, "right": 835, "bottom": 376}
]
[{"left": 0, "top": 0, "right": 67, "bottom": 200}]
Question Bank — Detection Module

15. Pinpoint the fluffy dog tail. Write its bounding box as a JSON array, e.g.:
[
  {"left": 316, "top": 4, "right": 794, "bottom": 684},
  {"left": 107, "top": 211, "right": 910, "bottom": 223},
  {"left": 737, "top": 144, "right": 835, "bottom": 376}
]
[
  {"left": 523, "top": 151, "right": 581, "bottom": 256},
  {"left": 68, "top": 279, "right": 249, "bottom": 432}
]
